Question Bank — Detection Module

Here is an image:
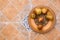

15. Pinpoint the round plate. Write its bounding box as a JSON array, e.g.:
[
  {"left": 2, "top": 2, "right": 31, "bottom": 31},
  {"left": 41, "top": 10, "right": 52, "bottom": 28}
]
[{"left": 28, "top": 6, "right": 56, "bottom": 33}]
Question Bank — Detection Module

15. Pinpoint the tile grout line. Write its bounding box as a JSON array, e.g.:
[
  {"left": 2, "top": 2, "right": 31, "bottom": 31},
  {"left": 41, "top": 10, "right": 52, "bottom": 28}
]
[
  {"left": 0, "top": 0, "right": 25, "bottom": 22},
  {"left": 7, "top": 0, "right": 23, "bottom": 21},
  {"left": 11, "top": 23, "right": 29, "bottom": 40},
  {"left": 0, "top": 3, "right": 11, "bottom": 22},
  {"left": 28, "top": 0, "right": 33, "bottom": 40},
  {"left": 0, "top": 0, "right": 17, "bottom": 22},
  {"left": 33, "top": 34, "right": 41, "bottom": 40},
  {"left": 48, "top": 0, "right": 60, "bottom": 12},
  {"left": 8, "top": 0, "right": 30, "bottom": 21}
]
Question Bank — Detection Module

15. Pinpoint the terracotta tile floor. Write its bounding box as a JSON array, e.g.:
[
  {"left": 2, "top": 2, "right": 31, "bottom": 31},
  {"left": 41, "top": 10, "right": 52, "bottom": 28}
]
[{"left": 0, "top": 0, "right": 60, "bottom": 40}]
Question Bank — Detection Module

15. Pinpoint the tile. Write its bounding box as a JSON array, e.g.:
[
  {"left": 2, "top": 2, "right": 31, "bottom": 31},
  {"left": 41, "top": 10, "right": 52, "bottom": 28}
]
[
  {"left": 34, "top": 34, "right": 48, "bottom": 40},
  {"left": 29, "top": 31, "right": 39, "bottom": 40},
  {"left": 13, "top": 23, "right": 29, "bottom": 40},
  {"left": 0, "top": 23, "right": 7, "bottom": 31},
  {"left": 43, "top": 28, "right": 60, "bottom": 40},
  {"left": 54, "top": 35, "right": 60, "bottom": 40},
  {"left": 32, "top": 28, "right": 60, "bottom": 40},
  {"left": 22, "top": 16, "right": 31, "bottom": 32},
  {"left": 0, "top": 34, "right": 6, "bottom": 40},
  {"left": 1, "top": 4, "right": 19, "bottom": 20},
  {"left": 13, "top": 23, "right": 28, "bottom": 36},
  {"left": 0, "top": 0, "right": 60, "bottom": 40},
  {"left": 12, "top": 2, "right": 32, "bottom": 22},
  {"left": 14, "top": 34, "right": 27, "bottom": 40},
  {"left": 12, "top": 15, "right": 21, "bottom": 22},
  {"left": 0, "top": 14, "right": 9, "bottom": 22},
  {"left": 32, "top": 0, "right": 49, "bottom": 7},
  {"left": 49, "top": 0, "right": 60, "bottom": 11},
  {"left": 11, "top": 0, "right": 29, "bottom": 11},
  {"left": 0, "top": 0, "right": 9, "bottom": 10},
  {"left": 1, "top": 24, "right": 19, "bottom": 40}
]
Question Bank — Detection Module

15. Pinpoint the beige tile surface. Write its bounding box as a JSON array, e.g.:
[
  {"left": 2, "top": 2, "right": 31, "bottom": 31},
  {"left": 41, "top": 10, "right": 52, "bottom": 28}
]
[
  {"left": 0, "top": 34, "right": 5, "bottom": 40},
  {"left": 2, "top": 4, "right": 19, "bottom": 20},
  {"left": 0, "top": 0, "right": 9, "bottom": 10},
  {"left": 0, "top": 0, "right": 60, "bottom": 40}
]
